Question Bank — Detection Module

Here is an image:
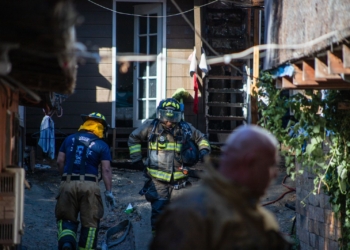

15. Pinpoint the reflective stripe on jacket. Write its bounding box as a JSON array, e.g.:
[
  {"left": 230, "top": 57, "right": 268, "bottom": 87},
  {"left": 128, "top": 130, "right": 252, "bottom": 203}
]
[{"left": 128, "top": 120, "right": 210, "bottom": 182}]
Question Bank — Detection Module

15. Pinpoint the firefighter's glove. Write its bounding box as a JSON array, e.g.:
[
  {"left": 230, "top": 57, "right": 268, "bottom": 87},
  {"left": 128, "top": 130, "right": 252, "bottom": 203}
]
[
  {"left": 104, "top": 190, "right": 116, "bottom": 209},
  {"left": 199, "top": 149, "right": 209, "bottom": 162},
  {"left": 132, "top": 160, "right": 145, "bottom": 170}
]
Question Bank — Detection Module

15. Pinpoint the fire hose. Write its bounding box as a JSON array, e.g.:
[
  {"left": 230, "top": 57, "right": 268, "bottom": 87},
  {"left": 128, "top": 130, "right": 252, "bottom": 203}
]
[{"left": 262, "top": 175, "right": 296, "bottom": 206}]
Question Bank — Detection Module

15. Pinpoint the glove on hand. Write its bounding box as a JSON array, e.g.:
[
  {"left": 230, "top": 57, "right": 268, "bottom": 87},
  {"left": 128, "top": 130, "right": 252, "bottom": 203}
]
[
  {"left": 132, "top": 160, "right": 145, "bottom": 170},
  {"left": 199, "top": 149, "right": 209, "bottom": 162},
  {"left": 104, "top": 190, "right": 116, "bottom": 209}
]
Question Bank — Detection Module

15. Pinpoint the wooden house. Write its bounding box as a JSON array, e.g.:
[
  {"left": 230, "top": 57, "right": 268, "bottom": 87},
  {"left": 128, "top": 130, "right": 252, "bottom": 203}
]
[{"left": 24, "top": 0, "right": 265, "bottom": 159}]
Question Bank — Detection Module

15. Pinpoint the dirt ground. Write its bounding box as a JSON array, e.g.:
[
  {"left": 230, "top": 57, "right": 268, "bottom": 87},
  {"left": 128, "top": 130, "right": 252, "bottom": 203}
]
[{"left": 21, "top": 158, "right": 296, "bottom": 250}]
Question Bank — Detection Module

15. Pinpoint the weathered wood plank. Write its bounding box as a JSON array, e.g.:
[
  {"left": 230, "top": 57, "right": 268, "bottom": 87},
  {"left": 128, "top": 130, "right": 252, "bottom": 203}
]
[
  {"left": 315, "top": 57, "right": 341, "bottom": 79},
  {"left": 77, "top": 63, "right": 112, "bottom": 77},
  {"left": 167, "top": 77, "right": 193, "bottom": 90},
  {"left": 327, "top": 50, "right": 350, "bottom": 74},
  {"left": 302, "top": 60, "right": 327, "bottom": 81},
  {"left": 79, "top": 38, "right": 112, "bottom": 50},
  {"left": 167, "top": 39, "right": 194, "bottom": 49},
  {"left": 80, "top": 11, "right": 112, "bottom": 25},
  {"left": 167, "top": 25, "right": 193, "bottom": 39},
  {"left": 75, "top": 76, "right": 112, "bottom": 90},
  {"left": 293, "top": 64, "right": 319, "bottom": 85},
  {"left": 76, "top": 24, "right": 112, "bottom": 38},
  {"left": 167, "top": 64, "right": 190, "bottom": 77},
  {"left": 343, "top": 44, "right": 350, "bottom": 68},
  {"left": 282, "top": 76, "right": 350, "bottom": 89},
  {"left": 167, "top": 49, "right": 192, "bottom": 59},
  {"left": 67, "top": 89, "right": 112, "bottom": 103},
  {"left": 75, "top": 0, "right": 112, "bottom": 11}
]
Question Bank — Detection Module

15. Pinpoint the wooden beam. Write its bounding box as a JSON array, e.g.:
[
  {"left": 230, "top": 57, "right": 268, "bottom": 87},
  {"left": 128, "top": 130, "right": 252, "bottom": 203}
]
[
  {"left": 253, "top": 9, "right": 260, "bottom": 46},
  {"left": 327, "top": 50, "right": 350, "bottom": 74},
  {"left": 194, "top": 0, "right": 203, "bottom": 130},
  {"left": 293, "top": 64, "right": 319, "bottom": 85},
  {"left": 281, "top": 76, "right": 350, "bottom": 89},
  {"left": 315, "top": 57, "right": 341, "bottom": 79},
  {"left": 282, "top": 77, "right": 295, "bottom": 88},
  {"left": 302, "top": 60, "right": 327, "bottom": 81},
  {"left": 246, "top": 9, "right": 251, "bottom": 47},
  {"left": 250, "top": 9, "right": 260, "bottom": 125},
  {"left": 343, "top": 44, "right": 350, "bottom": 68}
]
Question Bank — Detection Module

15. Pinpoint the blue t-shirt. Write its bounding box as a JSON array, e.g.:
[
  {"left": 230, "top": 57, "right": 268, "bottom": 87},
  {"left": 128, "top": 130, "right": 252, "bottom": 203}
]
[{"left": 59, "top": 132, "right": 112, "bottom": 176}]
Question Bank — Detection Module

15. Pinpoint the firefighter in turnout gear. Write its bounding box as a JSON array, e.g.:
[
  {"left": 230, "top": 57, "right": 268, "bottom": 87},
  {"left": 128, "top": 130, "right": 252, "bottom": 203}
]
[
  {"left": 55, "top": 112, "right": 116, "bottom": 250},
  {"left": 128, "top": 98, "right": 211, "bottom": 233}
]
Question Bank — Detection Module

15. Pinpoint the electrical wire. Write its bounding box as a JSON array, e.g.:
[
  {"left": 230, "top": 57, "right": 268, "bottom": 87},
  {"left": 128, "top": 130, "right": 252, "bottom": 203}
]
[
  {"left": 87, "top": 0, "right": 218, "bottom": 17},
  {"left": 171, "top": 0, "right": 243, "bottom": 73}
]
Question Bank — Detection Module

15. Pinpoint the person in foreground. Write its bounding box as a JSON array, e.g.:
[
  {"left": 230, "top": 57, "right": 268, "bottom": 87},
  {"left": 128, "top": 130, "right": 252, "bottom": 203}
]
[
  {"left": 55, "top": 112, "right": 116, "bottom": 250},
  {"left": 150, "top": 125, "right": 291, "bottom": 250}
]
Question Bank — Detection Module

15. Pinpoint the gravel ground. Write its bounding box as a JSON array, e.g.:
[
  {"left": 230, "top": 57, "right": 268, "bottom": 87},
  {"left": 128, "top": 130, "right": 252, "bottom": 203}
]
[
  {"left": 21, "top": 160, "right": 295, "bottom": 249},
  {"left": 22, "top": 161, "right": 147, "bottom": 250}
]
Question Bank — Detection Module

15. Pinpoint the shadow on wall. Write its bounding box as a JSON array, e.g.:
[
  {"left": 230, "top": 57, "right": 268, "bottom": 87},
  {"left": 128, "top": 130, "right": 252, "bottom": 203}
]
[{"left": 25, "top": 0, "right": 114, "bottom": 152}]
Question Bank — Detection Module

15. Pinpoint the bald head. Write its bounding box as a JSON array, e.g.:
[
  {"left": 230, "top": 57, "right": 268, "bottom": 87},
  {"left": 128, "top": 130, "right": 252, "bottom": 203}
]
[{"left": 218, "top": 125, "right": 279, "bottom": 197}]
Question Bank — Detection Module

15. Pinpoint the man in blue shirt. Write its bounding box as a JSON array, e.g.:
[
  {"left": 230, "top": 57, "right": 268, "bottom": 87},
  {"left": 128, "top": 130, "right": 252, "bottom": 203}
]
[{"left": 55, "top": 112, "right": 116, "bottom": 250}]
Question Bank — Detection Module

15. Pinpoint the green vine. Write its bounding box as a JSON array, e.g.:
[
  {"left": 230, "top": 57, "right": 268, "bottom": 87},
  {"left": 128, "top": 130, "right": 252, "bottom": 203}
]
[{"left": 256, "top": 72, "right": 350, "bottom": 248}]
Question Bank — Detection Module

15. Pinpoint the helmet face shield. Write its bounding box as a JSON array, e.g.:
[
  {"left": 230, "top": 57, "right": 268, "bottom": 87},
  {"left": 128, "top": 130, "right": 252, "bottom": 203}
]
[{"left": 158, "top": 109, "right": 182, "bottom": 123}]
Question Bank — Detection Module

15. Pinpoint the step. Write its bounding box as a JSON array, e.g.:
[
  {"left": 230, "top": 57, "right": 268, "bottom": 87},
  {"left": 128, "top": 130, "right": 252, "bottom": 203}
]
[
  {"left": 206, "top": 115, "right": 245, "bottom": 121},
  {"left": 207, "top": 102, "right": 246, "bottom": 107},
  {"left": 207, "top": 75, "right": 243, "bottom": 80},
  {"left": 207, "top": 88, "right": 243, "bottom": 94}
]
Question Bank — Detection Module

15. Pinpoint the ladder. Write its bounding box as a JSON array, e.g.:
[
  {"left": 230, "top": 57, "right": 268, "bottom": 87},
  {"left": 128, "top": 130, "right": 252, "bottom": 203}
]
[{"left": 204, "top": 64, "right": 250, "bottom": 146}]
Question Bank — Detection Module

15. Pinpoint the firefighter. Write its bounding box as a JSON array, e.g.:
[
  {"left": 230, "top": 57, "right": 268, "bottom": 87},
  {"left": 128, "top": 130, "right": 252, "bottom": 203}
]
[
  {"left": 128, "top": 98, "right": 211, "bottom": 233},
  {"left": 150, "top": 125, "right": 291, "bottom": 249},
  {"left": 55, "top": 112, "right": 116, "bottom": 250}
]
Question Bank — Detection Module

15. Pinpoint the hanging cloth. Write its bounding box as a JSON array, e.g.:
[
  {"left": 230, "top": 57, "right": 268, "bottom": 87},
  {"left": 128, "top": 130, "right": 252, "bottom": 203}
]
[
  {"left": 38, "top": 115, "right": 55, "bottom": 159},
  {"left": 193, "top": 72, "right": 199, "bottom": 114},
  {"left": 199, "top": 48, "right": 211, "bottom": 76},
  {"left": 188, "top": 48, "right": 197, "bottom": 76}
]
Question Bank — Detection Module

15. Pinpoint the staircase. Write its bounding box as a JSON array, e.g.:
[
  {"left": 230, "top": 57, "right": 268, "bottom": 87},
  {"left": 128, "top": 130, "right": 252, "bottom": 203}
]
[
  {"left": 205, "top": 64, "right": 249, "bottom": 146},
  {"left": 203, "top": 4, "right": 251, "bottom": 146}
]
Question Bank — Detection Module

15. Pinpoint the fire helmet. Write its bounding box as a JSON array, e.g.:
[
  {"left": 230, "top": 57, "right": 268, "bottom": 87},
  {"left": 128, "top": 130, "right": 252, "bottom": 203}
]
[
  {"left": 157, "top": 98, "right": 183, "bottom": 123},
  {"left": 81, "top": 112, "right": 110, "bottom": 139}
]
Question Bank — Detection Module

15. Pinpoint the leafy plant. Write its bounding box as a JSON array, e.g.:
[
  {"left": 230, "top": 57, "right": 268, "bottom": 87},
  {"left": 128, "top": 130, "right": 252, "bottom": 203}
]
[{"left": 256, "top": 71, "right": 350, "bottom": 248}]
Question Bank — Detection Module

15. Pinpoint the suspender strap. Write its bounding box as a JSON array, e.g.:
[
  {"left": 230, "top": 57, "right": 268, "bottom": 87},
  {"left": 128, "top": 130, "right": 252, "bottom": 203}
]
[{"left": 66, "top": 133, "right": 99, "bottom": 182}]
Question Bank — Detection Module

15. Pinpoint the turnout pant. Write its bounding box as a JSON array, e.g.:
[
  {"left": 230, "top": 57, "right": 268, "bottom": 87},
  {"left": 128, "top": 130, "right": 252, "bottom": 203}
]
[
  {"left": 55, "top": 176, "right": 104, "bottom": 250},
  {"left": 140, "top": 177, "right": 189, "bottom": 231}
]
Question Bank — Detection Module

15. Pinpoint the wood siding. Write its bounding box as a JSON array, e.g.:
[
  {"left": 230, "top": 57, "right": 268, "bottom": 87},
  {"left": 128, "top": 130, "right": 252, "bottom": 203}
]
[
  {"left": 166, "top": 0, "right": 205, "bottom": 132},
  {"left": 26, "top": 0, "right": 113, "bottom": 135},
  {"left": 26, "top": 0, "right": 206, "bottom": 139}
]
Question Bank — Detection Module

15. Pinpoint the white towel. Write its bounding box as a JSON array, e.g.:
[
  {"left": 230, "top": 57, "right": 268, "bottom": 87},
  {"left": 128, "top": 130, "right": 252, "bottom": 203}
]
[
  {"left": 188, "top": 48, "right": 197, "bottom": 76},
  {"left": 199, "top": 48, "right": 210, "bottom": 75}
]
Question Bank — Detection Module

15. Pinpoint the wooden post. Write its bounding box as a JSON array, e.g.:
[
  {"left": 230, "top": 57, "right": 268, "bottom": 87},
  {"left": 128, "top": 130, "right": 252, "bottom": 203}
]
[
  {"left": 251, "top": 46, "right": 259, "bottom": 124},
  {"left": 194, "top": 0, "right": 204, "bottom": 131},
  {"left": 251, "top": 9, "right": 260, "bottom": 124}
]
